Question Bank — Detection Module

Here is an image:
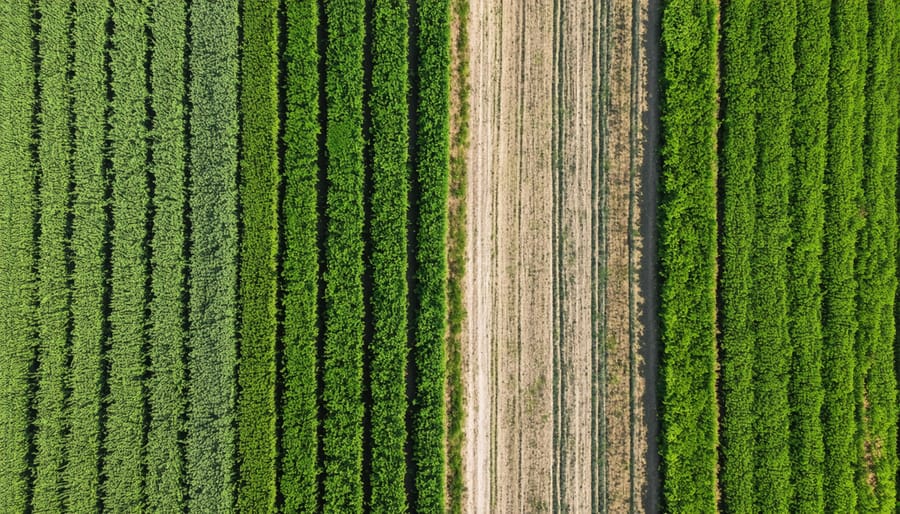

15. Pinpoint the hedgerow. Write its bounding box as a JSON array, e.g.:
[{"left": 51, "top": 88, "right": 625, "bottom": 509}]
[
  {"left": 718, "top": 0, "right": 758, "bottom": 509},
  {"left": 322, "top": 0, "right": 366, "bottom": 510},
  {"left": 855, "top": 0, "right": 898, "bottom": 508},
  {"left": 658, "top": 0, "right": 719, "bottom": 511},
  {"left": 104, "top": 0, "right": 149, "bottom": 509},
  {"left": 412, "top": 0, "right": 450, "bottom": 510},
  {"left": 822, "top": 1, "right": 867, "bottom": 510},
  {"left": 65, "top": 1, "right": 107, "bottom": 511},
  {"left": 368, "top": 0, "right": 410, "bottom": 509},
  {"left": 186, "top": 1, "right": 239, "bottom": 511},
  {"left": 33, "top": 1, "right": 72, "bottom": 511},
  {"left": 280, "top": 0, "right": 321, "bottom": 511},
  {"left": 146, "top": 0, "right": 187, "bottom": 510},
  {"left": 0, "top": 2, "right": 37, "bottom": 512},
  {"left": 751, "top": 0, "right": 795, "bottom": 510},
  {"left": 237, "top": 0, "right": 280, "bottom": 511},
  {"left": 788, "top": 0, "right": 829, "bottom": 510}
]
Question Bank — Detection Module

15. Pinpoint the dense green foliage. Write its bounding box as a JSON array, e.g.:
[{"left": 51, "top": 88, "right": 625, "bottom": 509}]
[
  {"left": 237, "top": 1, "right": 280, "bottom": 511},
  {"left": 146, "top": 0, "right": 187, "bottom": 510},
  {"left": 788, "top": 0, "right": 829, "bottom": 510},
  {"left": 186, "top": 1, "right": 239, "bottom": 511},
  {"left": 322, "top": 0, "right": 366, "bottom": 511},
  {"left": 751, "top": 1, "right": 796, "bottom": 510},
  {"left": 718, "top": 0, "right": 758, "bottom": 509},
  {"left": 855, "top": 0, "right": 899, "bottom": 509},
  {"left": 33, "top": 1, "right": 71, "bottom": 511},
  {"left": 822, "top": 1, "right": 867, "bottom": 511},
  {"left": 658, "top": 0, "right": 720, "bottom": 511},
  {"left": 280, "top": 0, "right": 321, "bottom": 511},
  {"left": 65, "top": 2, "right": 107, "bottom": 511},
  {"left": 0, "top": 3, "right": 37, "bottom": 512},
  {"left": 412, "top": 0, "right": 451, "bottom": 510},
  {"left": 105, "top": 1, "right": 149, "bottom": 509},
  {"left": 369, "top": 0, "right": 410, "bottom": 510}
]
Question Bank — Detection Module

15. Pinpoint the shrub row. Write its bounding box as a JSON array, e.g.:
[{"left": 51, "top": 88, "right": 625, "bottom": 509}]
[
  {"left": 237, "top": 1, "right": 280, "bottom": 511},
  {"left": 822, "top": 1, "right": 867, "bottom": 510},
  {"left": 718, "top": 0, "right": 758, "bottom": 510},
  {"left": 855, "top": 0, "right": 898, "bottom": 509},
  {"left": 0, "top": 2, "right": 37, "bottom": 512},
  {"left": 368, "top": 0, "right": 410, "bottom": 510},
  {"left": 788, "top": 0, "right": 829, "bottom": 511},
  {"left": 186, "top": 1, "right": 239, "bottom": 511},
  {"left": 322, "top": 0, "right": 366, "bottom": 511},
  {"left": 658, "top": 0, "right": 720, "bottom": 511},
  {"left": 33, "top": 1, "right": 72, "bottom": 511},
  {"left": 105, "top": 1, "right": 149, "bottom": 509},
  {"left": 412, "top": 0, "right": 450, "bottom": 510},
  {"left": 280, "top": 0, "right": 321, "bottom": 511},
  {"left": 146, "top": 0, "right": 187, "bottom": 510},
  {"left": 750, "top": 1, "right": 796, "bottom": 510},
  {"left": 65, "top": 1, "right": 108, "bottom": 511}
]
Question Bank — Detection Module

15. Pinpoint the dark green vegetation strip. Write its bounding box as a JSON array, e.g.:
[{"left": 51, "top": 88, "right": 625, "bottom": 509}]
[
  {"left": 368, "top": 0, "right": 409, "bottom": 510},
  {"left": 33, "top": 1, "right": 71, "bottom": 511},
  {"left": 446, "top": 0, "right": 470, "bottom": 510},
  {"left": 323, "top": 0, "right": 366, "bottom": 510},
  {"left": 280, "top": 0, "right": 320, "bottom": 511},
  {"left": 751, "top": 0, "right": 795, "bottom": 510},
  {"left": 146, "top": 0, "right": 187, "bottom": 510},
  {"left": 718, "top": 0, "right": 758, "bottom": 509},
  {"left": 855, "top": 0, "right": 898, "bottom": 508},
  {"left": 0, "top": 2, "right": 37, "bottom": 511},
  {"left": 65, "top": 1, "right": 107, "bottom": 511},
  {"left": 105, "top": 0, "right": 149, "bottom": 509},
  {"left": 238, "top": 0, "right": 280, "bottom": 511},
  {"left": 412, "top": 0, "right": 450, "bottom": 510},
  {"left": 186, "top": 0, "right": 239, "bottom": 511},
  {"left": 658, "top": 0, "right": 719, "bottom": 511},
  {"left": 822, "top": 1, "right": 867, "bottom": 510},
  {"left": 788, "top": 0, "right": 829, "bottom": 510}
]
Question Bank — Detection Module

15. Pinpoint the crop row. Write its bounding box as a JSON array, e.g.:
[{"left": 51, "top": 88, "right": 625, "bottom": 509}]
[
  {"left": 658, "top": 0, "right": 720, "bottom": 511},
  {"left": 237, "top": 0, "right": 280, "bottom": 511},
  {"left": 369, "top": 0, "right": 410, "bottom": 510},
  {"left": 412, "top": 0, "right": 451, "bottom": 511}
]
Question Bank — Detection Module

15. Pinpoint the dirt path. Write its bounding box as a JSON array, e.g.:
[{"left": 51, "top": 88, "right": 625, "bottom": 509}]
[{"left": 463, "top": 0, "right": 659, "bottom": 510}]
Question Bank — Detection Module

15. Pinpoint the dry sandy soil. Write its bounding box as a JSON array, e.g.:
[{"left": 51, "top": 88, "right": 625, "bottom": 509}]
[{"left": 462, "top": 0, "right": 660, "bottom": 511}]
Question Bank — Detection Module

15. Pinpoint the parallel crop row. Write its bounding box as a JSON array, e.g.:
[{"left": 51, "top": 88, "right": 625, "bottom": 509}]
[
  {"left": 855, "top": 0, "right": 898, "bottom": 509},
  {"left": 822, "top": 1, "right": 867, "bottom": 510},
  {"left": 412, "top": 0, "right": 451, "bottom": 510},
  {"left": 658, "top": 0, "right": 719, "bottom": 511},
  {"left": 718, "top": 0, "right": 758, "bottom": 509},
  {"left": 788, "top": 0, "right": 829, "bottom": 511},
  {"left": 750, "top": 0, "right": 795, "bottom": 510},
  {"left": 237, "top": 0, "right": 280, "bottom": 510},
  {"left": 322, "top": 0, "right": 366, "bottom": 510},
  {"left": 0, "top": 2, "right": 37, "bottom": 512},
  {"left": 65, "top": 1, "right": 108, "bottom": 511},
  {"left": 186, "top": 1, "right": 239, "bottom": 511},
  {"left": 368, "top": 0, "right": 410, "bottom": 510},
  {"left": 105, "top": 1, "right": 149, "bottom": 509},
  {"left": 280, "top": 0, "right": 321, "bottom": 510},
  {"left": 33, "top": 1, "right": 72, "bottom": 511},
  {"left": 146, "top": 0, "right": 187, "bottom": 510}
]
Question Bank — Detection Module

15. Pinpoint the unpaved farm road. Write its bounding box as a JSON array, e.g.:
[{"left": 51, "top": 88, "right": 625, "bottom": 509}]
[{"left": 462, "top": 0, "right": 660, "bottom": 511}]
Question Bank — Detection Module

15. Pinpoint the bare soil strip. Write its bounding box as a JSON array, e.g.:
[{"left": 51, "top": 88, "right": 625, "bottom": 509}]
[{"left": 464, "top": 0, "right": 658, "bottom": 510}]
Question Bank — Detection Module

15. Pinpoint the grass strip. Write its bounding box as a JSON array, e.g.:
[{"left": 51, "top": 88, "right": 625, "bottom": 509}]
[
  {"left": 237, "top": 0, "right": 280, "bottom": 511},
  {"left": 658, "top": 0, "right": 720, "bottom": 511},
  {"left": 280, "top": 0, "right": 321, "bottom": 510},
  {"left": 185, "top": 1, "right": 239, "bottom": 511}
]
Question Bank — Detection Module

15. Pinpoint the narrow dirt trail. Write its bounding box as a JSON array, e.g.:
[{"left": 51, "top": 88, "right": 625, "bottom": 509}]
[{"left": 463, "top": 0, "right": 659, "bottom": 510}]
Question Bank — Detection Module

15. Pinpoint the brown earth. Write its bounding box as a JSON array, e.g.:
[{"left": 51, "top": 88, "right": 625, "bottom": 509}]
[{"left": 462, "top": 0, "right": 660, "bottom": 511}]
